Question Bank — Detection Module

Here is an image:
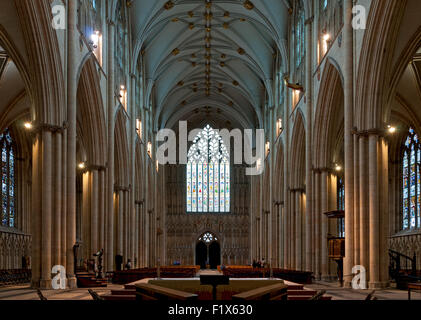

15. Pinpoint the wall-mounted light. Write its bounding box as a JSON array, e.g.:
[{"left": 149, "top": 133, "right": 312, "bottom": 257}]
[
  {"left": 335, "top": 164, "right": 342, "bottom": 172},
  {"left": 147, "top": 142, "right": 152, "bottom": 158},
  {"left": 265, "top": 141, "right": 270, "bottom": 156},
  {"left": 156, "top": 159, "right": 159, "bottom": 172},
  {"left": 78, "top": 162, "right": 86, "bottom": 170},
  {"left": 91, "top": 31, "right": 100, "bottom": 49},
  {"left": 387, "top": 125, "right": 396, "bottom": 134},
  {"left": 277, "top": 118, "right": 283, "bottom": 135},
  {"left": 322, "top": 32, "right": 331, "bottom": 55},
  {"left": 120, "top": 85, "right": 127, "bottom": 110},
  {"left": 136, "top": 119, "right": 142, "bottom": 139},
  {"left": 24, "top": 122, "right": 33, "bottom": 130}
]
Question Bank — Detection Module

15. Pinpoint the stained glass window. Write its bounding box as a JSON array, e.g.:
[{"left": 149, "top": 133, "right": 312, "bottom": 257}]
[
  {"left": 199, "top": 232, "right": 218, "bottom": 244},
  {"left": 116, "top": 0, "right": 127, "bottom": 95},
  {"left": 337, "top": 177, "right": 345, "bottom": 238},
  {"left": 402, "top": 128, "right": 421, "bottom": 230},
  {"left": 187, "top": 125, "right": 230, "bottom": 213},
  {"left": 295, "top": 1, "right": 305, "bottom": 68},
  {"left": 0, "top": 129, "right": 15, "bottom": 228}
]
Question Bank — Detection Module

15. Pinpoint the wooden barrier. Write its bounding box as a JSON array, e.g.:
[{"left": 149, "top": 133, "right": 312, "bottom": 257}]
[
  {"left": 232, "top": 283, "right": 288, "bottom": 301},
  {"left": 222, "top": 266, "right": 313, "bottom": 284},
  {"left": 0, "top": 269, "right": 31, "bottom": 286},
  {"left": 135, "top": 283, "right": 198, "bottom": 301},
  {"left": 112, "top": 266, "right": 199, "bottom": 284}
]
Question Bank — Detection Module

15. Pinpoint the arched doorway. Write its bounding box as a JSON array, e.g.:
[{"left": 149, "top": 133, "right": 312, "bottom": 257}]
[
  {"left": 209, "top": 242, "right": 221, "bottom": 269},
  {"left": 195, "top": 232, "right": 220, "bottom": 269},
  {"left": 195, "top": 242, "right": 207, "bottom": 269}
]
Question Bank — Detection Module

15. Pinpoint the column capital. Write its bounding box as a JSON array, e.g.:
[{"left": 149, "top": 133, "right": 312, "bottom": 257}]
[
  {"left": 114, "top": 185, "right": 130, "bottom": 192},
  {"left": 32, "top": 123, "right": 66, "bottom": 134},
  {"left": 352, "top": 128, "right": 385, "bottom": 137}
]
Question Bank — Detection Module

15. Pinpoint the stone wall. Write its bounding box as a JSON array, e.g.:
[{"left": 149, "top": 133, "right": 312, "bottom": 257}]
[
  {"left": 0, "top": 229, "right": 31, "bottom": 269},
  {"left": 389, "top": 232, "right": 421, "bottom": 270},
  {"left": 165, "top": 165, "right": 251, "bottom": 266}
]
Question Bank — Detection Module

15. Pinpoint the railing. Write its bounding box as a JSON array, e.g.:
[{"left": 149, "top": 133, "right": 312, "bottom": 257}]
[{"left": 389, "top": 249, "right": 417, "bottom": 278}]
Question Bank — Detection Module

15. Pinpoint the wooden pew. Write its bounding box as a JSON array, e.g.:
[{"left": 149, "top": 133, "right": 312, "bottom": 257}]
[{"left": 408, "top": 283, "right": 421, "bottom": 300}]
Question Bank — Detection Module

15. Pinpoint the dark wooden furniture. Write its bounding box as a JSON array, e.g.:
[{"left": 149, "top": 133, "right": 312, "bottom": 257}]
[
  {"left": 112, "top": 267, "right": 198, "bottom": 284},
  {"left": 310, "top": 290, "right": 327, "bottom": 300},
  {"left": 324, "top": 210, "right": 345, "bottom": 286},
  {"left": 232, "top": 283, "right": 288, "bottom": 301},
  {"left": 408, "top": 283, "right": 421, "bottom": 300},
  {"left": 135, "top": 283, "right": 198, "bottom": 301},
  {"left": 200, "top": 275, "right": 230, "bottom": 300},
  {"left": 222, "top": 267, "right": 312, "bottom": 284},
  {"left": 36, "top": 289, "right": 47, "bottom": 300},
  {"left": 0, "top": 269, "right": 31, "bottom": 286}
]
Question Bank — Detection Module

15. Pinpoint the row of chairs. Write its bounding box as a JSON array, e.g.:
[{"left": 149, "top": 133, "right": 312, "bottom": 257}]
[
  {"left": 112, "top": 267, "right": 198, "bottom": 284},
  {"left": 222, "top": 267, "right": 313, "bottom": 284}
]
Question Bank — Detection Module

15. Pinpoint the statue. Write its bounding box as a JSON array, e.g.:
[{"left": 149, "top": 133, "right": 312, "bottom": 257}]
[{"left": 93, "top": 248, "right": 104, "bottom": 279}]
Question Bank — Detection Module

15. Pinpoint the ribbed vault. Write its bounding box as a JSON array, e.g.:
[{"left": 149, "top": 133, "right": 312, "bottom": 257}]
[{"left": 130, "top": 0, "right": 289, "bottom": 130}]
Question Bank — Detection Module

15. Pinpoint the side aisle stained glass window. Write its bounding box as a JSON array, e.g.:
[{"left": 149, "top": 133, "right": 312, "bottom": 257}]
[
  {"left": 402, "top": 128, "right": 421, "bottom": 230},
  {"left": 187, "top": 125, "right": 230, "bottom": 213},
  {"left": 0, "top": 129, "right": 15, "bottom": 228},
  {"left": 337, "top": 177, "right": 345, "bottom": 237}
]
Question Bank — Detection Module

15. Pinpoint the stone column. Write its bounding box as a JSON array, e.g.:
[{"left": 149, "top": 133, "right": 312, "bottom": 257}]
[
  {"left": 82, "top": 171, "right": 91, "bottom": 259},
  {"left": 343, "top": 0, "right": 355, "bottom": 287},
  {"left": 91, "top": 170, "right": 99, "bottom": 255},
  {"left": 53, "top": 131, "right": 62, "bottom": 266},
  {"left": 106, "top": 18, "right": 116, "bottom": 272},
  {"left": 379, "top": 137, "right": 389, "bottom": 286},
  {"left": 117, "top": 189, "right": 124, "bottom": 256},
  {"left": 61, "top": 130, "right": 67, "bottom": 268},
  {"left": 305, "top": 13, "right": 314, "bottom": 274},
  {"left": 40, "top": 130, "right": 52, "bottom": 288},
  {"left": 66, "top": 0, "right": 78, "bottom": 288},
  {"left": 31, "top": 133, "right": 41, "bottom": 287},
  {"left": 368, "top": 133, "right": 380, "bottom": 288},
  {"left": 295, "top": 191, "right": 302, "bottom": 270},
  {"left": 98, "top": 169, "right": 105, "bottom": 251},
  {"left": 290, "top": 190, "right": 296, "bottom": 269},
  {"left": 359, "top": 135, "right": 368, "bottom": 275},
  {"left": 353, "top": 134, "right": 360, "bottom": 266},
  {"left": 314, "top": 172, "right": 321, "bottom": 280},
  {"left": 321, "top": 170, "right": 329, "bottom": 279}
]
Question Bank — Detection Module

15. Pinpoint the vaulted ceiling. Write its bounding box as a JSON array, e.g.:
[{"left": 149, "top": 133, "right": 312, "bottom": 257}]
[
  {"left": 130, "top": 0, "right": 290, "bottom": 130},
  {"left": 393, "top": 48, "right": 421, "bottom": 129}
]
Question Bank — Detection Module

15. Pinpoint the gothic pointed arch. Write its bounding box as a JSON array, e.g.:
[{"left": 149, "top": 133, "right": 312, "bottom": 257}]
[
  {"left": 186, "top": 125, "right": 230, "bottom": 213},
  {"left": 313, "top": 59, "right": 344, "bottom": 169},
  {"left": 77, "top": 57, "right": 107, "bottom": 167}
]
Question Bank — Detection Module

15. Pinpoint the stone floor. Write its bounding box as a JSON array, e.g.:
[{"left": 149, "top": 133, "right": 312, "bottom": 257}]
[
  {"left": 0, "top": 281, "right": 420, "bottom": 300},
  {"left": 0, "top": 284, "right": 123, "bottom": 300},
  {"left": 305, "top": 281, "right": 421, "bottom": 300}
]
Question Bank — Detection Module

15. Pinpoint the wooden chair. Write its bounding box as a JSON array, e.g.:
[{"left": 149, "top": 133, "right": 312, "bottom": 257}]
[
  {"left": 365, "top": 290, "right": 376, "bottom": 301},
  {"left": 36, "top": 289, "right": 47, "bottom": 300},
  {"left": 88, "top": 289, "right": 104, "bottom": 301},
  {"left": 310, "top": 290, "right": 326, "bottom": 300}
]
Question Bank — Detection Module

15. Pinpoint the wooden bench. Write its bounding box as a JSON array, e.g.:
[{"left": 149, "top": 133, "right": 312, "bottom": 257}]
[
  {"left": 135, "top": 283, "right": 198, "bottom": 301},
  {"left": 408, "top": 283, "right": 421, "bottom": 300},
  {"left": 232, "top": 283, "right": 288, "bottom": 301}
]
